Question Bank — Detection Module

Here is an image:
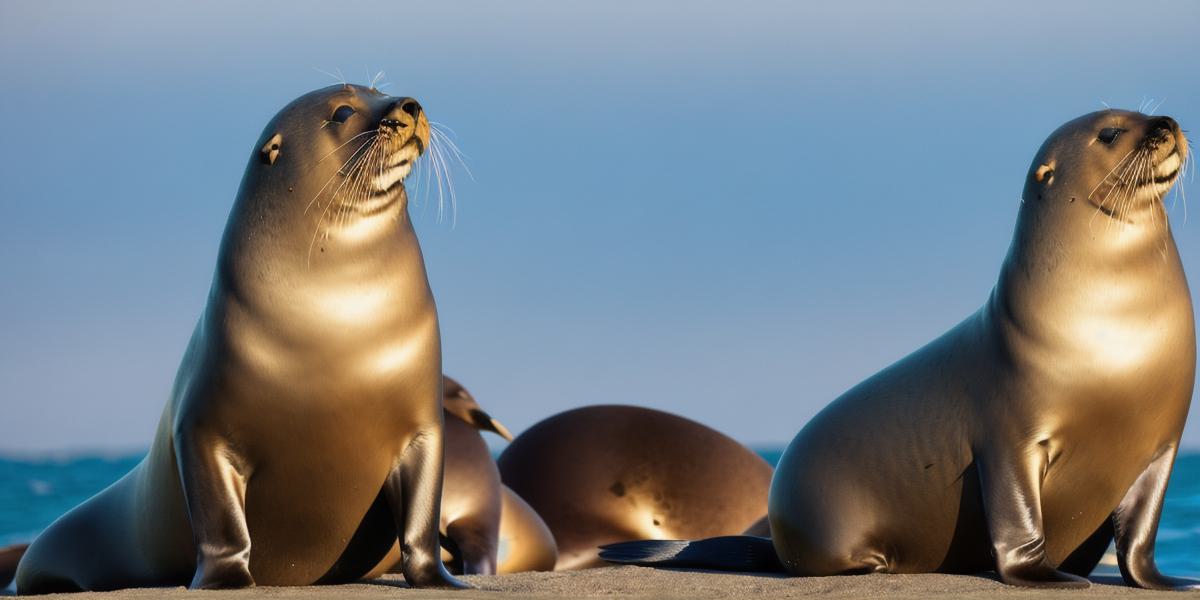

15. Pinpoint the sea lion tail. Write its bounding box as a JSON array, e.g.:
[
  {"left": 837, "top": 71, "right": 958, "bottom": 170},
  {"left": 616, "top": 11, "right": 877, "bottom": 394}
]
[
  {"left": 599, "top": 536, "right": 784, "bottom": 573},
  {"left": 0, "top": 543, "right": 30, "bottom": 589}
]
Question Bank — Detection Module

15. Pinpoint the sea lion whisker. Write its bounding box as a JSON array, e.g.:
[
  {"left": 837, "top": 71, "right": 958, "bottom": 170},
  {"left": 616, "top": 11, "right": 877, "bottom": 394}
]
[
  {"left": 424, "top": 138, "right": 447, "bottom": 224},
  {"left": 411, "top": 149, "right": 431, "bottom": 221},
  {"left": 313, "top": 66, "right": 347, "bottom": 86},
  {"left": 1113, "top": 155, "right": 1138, "bottom": 231},
  {"left": 317, "top": 136, "right": 375, "bottom": 240},
  {"left": 1131, "top": 150, "right": 1156, "bottom": 229},
  {"left": 303, "top": 134, "right": 378, "bottom": 217},
  {"left": 368, "top": 70, "right": 386, "bottom": 90},
  {"left": 1088, "top": 146, "right": 1137, "bottom": 206},
  {"left": 1111, "top": 149, "right": 1151, "bottom": 230},
  {"left": 1108, "top": 147, "right": 1152, "bottom": 229},
  {"left": 335, "top": 140, "right": 376, "bottom": 227},
  {"left": 428, "top": 120, "right": 459, "bottom": 136},
  {"left": 436, "top": 140, "right": 455, "bottom": 225},
  {"left": 341, "top": 137, "right": 388, "bottom": 224},
  {"left": 429, "top": 126, "right": 472, "bottom": 166},
  {"left": 308, "top": 136, "right": 379, "bottom": 259},
  {"left": 1090, "top": 147, "right": 1138, "bottom": 230},
  {"left": 1111, "top": 151, "right": 1137, "bottom": 225},
  {"left": 1171, "top": 140, "right": 1193, "bottom": 225},
  {"left": 420, "top": 145, "right": 435, "bottom": 219},
  {"left": 430, "top": 136, "right": 458, "bottom": 225},
  {"left": 426, "top": 137, "right": 446, "bottom": 223},
  {"left": 310, "top": 129, "right": 379, "bottom": 171},
  {"left": 430, "top": 127, "right": 474, "bottom": 182}
]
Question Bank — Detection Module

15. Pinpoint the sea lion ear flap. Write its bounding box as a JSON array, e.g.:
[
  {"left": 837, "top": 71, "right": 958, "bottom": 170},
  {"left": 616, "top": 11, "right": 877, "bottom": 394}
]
[
  {"left": 260, "top": 133, "right": 283, "bottom": 165},
  {"left": 1034, "top": 163, "right": 1054, "bottom": 184}
]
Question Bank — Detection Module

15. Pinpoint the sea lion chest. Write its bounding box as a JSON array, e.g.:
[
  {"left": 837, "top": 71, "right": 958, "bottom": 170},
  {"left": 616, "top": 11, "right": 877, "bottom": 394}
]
[
  {"left": 1001, "top": 245, "right": 1195, "bottom": 559},
  {"left": 175, "top": 239, "right": 440, "bottom": 583}
]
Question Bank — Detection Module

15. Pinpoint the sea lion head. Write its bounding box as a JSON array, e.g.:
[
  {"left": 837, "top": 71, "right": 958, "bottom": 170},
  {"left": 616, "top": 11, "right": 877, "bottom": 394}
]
[
  {"left": 442, "top": 376, "right": 514, "bottom": 441},
  {"left": 234, "top": 84, "right": 433, "bottom": 259},
  {"left": 1024, "top": 110, "right": 1187, "bottom": 223}
]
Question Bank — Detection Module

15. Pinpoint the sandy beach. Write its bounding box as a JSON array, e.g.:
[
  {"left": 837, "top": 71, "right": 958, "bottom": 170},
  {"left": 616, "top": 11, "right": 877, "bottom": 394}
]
[{"left": 5, "top": 567, "right": 1197, "bottom": 600}]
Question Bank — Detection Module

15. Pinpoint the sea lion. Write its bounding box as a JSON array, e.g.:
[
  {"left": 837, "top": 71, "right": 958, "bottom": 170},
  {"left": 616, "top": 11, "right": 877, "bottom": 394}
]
[
  {"left": 498, "top": 405, "right": 772, "bottom": 570},
  {"left": 436, "top": 377, "right": 505, "bottom": 576},
  {"left": 366, "top": 376, "right": 557, "bottom": 576},
  {"left": 439, "top": 377, "right": 557, "bottom": 574},
  {"left": 602, "top": 110, "right": 1196, "bottom": 590},
  {"left": 16, "top": 84, "right": 466, "bottom": 592}
]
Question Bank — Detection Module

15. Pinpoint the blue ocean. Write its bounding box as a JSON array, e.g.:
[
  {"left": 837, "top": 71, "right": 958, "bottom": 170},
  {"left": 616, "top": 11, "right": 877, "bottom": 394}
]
[{"left": 2, "top": 450, "right": 1198, "bottom": 586}]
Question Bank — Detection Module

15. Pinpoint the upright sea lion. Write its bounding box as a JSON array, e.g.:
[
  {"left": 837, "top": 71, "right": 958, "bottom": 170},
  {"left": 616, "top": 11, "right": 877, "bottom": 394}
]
[
  {"left": 16, "top": 84, "right": 466, "bottom": 592},
  {"left": 603, "top": 110, "right": 1196, "bottom": 590},
  {"left": 498, "top": 405, "right": 772, "bottom": 570}
]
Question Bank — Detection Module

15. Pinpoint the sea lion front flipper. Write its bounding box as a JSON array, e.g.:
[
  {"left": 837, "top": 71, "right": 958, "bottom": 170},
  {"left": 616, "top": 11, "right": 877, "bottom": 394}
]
[
  {"left": 386, "top": 430, "right": 470, "bottom": 589},
  {"left": 976, "top": 444, "right": 1088, "bottom": 589},
  {"left": 1112, "top": 445, "right": 1200, "bottom": 590},
  {"left": 445, "top": 517, "right": 498, "bottom": 575},
  {"left": 173, "top": 430, "right": 255, "bottom": 589}
]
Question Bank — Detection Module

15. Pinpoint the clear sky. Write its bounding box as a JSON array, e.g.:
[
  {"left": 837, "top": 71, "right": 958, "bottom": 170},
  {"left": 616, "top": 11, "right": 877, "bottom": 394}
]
[{"left": 2, "top": 0, "right": 1200, "bottom": 453}]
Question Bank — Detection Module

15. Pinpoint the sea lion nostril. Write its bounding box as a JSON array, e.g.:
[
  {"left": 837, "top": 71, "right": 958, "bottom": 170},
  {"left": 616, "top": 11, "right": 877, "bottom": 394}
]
[
  {"left": 399, "top": 99, "right": 422, "bottom": 119},
  {"left": 1148, "top": 116, "right": 1179, "bottom": 134}
]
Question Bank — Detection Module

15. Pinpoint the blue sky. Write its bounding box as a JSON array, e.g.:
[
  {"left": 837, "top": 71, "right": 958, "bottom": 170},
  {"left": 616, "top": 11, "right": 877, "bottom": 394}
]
[{"left": 2, "top": 0, "right": 1200, "bottom": 453}]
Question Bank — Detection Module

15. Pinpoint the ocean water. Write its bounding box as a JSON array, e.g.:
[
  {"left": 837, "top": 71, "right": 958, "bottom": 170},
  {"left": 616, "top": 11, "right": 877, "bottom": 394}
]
[{"left": 1, "top": 450, "right": 1197, "bottom": 579}]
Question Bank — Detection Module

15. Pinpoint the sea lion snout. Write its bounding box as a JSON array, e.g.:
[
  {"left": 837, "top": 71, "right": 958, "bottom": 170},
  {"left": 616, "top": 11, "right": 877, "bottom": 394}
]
[
  {"left": 379, "top": 97, "right": 429, "bottom": 153},
  {"left": 1139, "top": 115, "right": 1186, "bottom": 185},
  {"left": 1147, "top": 115, "right": 1179, "bottom": 136},
  {"left": 1144, "top": 116, "right": 1180, "bottom": 150}
]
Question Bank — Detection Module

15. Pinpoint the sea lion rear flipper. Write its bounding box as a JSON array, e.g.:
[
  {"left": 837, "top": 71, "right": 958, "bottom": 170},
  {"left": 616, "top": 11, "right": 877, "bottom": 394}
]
[
  {"left": 599, "top": 536, "right": 784, "bottom": 572},
  {"left": 976, "top": 446, "right": 1088, "bottom": 588},
  {"left": 1110, "top": 446, "right": 1200, "bottom": 590}
]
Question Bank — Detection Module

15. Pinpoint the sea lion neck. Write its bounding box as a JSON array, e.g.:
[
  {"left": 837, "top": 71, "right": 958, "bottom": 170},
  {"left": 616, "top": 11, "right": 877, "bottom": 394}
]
[
  {"left": 211, "top": 176, "right": 432, "bottom": 352},
  {"left": 992, "top": 199, "right": 1191, "bottom": 379}
]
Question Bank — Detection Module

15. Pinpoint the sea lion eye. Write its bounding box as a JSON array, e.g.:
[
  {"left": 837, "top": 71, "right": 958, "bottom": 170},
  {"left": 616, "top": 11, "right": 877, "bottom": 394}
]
[
  {"left": 330, "top": 105, "right": 356, "bottom": 124},
  {"left": 1097, "top": 127, "right": 1125, "bottom": 144}
]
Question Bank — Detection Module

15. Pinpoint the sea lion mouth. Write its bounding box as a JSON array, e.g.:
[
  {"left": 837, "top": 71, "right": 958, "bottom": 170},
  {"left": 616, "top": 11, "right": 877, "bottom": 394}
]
[{"left": 371, "top": 139, "right": 423, "bottom": 194}]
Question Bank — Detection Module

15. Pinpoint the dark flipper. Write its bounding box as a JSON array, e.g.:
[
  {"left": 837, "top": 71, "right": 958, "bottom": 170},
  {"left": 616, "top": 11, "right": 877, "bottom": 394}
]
[
  {"left": 1113, "top": 445, "right": 1200, "bottom": 590},
  {"left": 599, "top": 536, "right": 785, "bottom": 573},
  {"left": 0, "top": 543, "right": 29, "bottom": 589},
  {"left": 386, "top": 431, "right": 469, "bottom": 588}
]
